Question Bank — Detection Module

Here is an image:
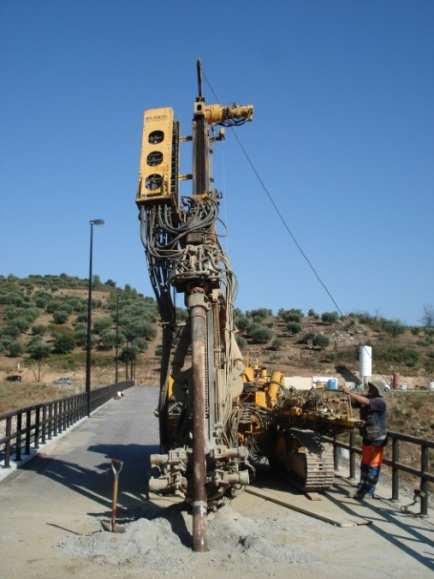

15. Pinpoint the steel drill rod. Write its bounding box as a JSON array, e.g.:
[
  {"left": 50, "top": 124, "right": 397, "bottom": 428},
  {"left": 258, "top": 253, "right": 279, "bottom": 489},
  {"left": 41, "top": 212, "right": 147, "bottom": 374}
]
[{"left": 190, "top": 295, "right": 208, "bottom": 552}]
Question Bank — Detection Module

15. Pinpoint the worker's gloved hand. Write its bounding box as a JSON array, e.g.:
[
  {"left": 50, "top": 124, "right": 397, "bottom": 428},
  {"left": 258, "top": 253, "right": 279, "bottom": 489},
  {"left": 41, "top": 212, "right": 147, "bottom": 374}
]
[{"left": 340, "top": 383, "right": 350, "bottom": 394}]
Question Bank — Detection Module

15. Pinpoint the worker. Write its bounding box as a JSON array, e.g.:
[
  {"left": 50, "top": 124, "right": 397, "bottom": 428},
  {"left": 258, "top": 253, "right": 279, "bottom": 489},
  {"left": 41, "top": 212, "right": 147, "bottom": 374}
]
[{"left": 341, "top": 379, "right": 387, "bottom": 500}]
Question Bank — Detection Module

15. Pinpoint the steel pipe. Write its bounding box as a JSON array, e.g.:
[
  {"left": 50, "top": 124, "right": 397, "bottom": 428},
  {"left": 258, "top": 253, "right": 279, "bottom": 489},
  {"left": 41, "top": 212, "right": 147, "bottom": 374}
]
[{"left": 189, "top": 289, "right": 208, "bottom": 552}]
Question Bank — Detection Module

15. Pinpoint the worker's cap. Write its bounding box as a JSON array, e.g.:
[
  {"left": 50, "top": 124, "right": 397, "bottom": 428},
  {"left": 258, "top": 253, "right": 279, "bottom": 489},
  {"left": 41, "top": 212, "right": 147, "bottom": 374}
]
[{"left": 367, "top": 379, "right": 386, "bottom": 397}]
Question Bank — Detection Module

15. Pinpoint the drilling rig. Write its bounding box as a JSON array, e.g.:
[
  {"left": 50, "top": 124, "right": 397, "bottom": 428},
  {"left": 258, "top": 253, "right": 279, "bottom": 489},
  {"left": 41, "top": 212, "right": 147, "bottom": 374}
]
[
  {"left": 137, "top": 61, "right": 253, "bottom": 551},
  {"left": 137, "top": 61, "right": 360, "bottom": 551}
]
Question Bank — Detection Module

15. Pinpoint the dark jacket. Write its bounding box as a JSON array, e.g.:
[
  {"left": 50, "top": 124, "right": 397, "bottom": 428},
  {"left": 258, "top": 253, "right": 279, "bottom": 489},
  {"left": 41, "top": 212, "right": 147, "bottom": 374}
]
[{"left": 355, "top": 396, "right": 387, "bottom": 444}]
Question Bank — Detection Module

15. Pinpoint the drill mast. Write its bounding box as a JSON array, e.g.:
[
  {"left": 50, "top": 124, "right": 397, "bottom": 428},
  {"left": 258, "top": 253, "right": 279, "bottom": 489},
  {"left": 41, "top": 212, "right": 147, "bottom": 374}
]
[{"left": 137, "top": 60, "right": 253, "bottom": 551}]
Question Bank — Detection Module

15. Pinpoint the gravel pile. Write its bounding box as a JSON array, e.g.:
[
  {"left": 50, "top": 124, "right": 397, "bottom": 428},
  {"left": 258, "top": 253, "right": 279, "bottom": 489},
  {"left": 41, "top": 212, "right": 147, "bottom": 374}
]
[{"left": 59, "top": 504, "right": 316, "bottom": 573}]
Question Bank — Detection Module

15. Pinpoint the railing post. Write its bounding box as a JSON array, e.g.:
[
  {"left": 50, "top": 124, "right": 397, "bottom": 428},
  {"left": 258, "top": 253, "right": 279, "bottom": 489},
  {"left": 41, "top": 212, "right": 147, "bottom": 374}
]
[
  {"left": 48, "top": 403, "right": 53, "bottom": 439},
  {"left": 333, "top": 433, "right": 339, "bottom": 471},
  {"left": 16, "top": 412, "right": 22, "bottom": 461},
  {"left": 349, "top": 429, "right": 356, "bottom": 480},
  {"left": 4, "top": 416, "right": 12, "bottom": 468},
  {"left": 53, "top": 402, "right": 58, "bottom": 436},
  {"left": 42, "top": 405, "right": 47, "bottom": 444},
  {"left": 59, "top": 400, "right": 64, "bottom": 432},
  {"left": 420, "top": 443, "right": 429, "bottom": 516},
  {"left": 392, "top": 437, "right": 400, "bottom": 501},
  {"left": 68, "top": 398, "right": 72, "bottom": 426},
  {"left": 25, "top": 410, "right": 31, "bottom": 455},
  {"left": 35, "top": 407, "right": 40, "bottom": 449}
]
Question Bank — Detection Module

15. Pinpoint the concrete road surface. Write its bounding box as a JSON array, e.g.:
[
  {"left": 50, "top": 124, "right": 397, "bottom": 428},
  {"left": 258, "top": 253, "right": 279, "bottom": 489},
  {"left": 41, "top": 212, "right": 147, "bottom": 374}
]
[{"left": 0, "top": 385, "right": 433, "bottom": 579}]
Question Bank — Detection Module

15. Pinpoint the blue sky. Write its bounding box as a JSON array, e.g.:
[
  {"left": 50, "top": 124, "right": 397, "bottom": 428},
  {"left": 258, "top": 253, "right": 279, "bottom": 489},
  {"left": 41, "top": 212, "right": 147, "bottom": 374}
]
[{"left": 1, "top": 1, "right": 433, "bottom": 324}]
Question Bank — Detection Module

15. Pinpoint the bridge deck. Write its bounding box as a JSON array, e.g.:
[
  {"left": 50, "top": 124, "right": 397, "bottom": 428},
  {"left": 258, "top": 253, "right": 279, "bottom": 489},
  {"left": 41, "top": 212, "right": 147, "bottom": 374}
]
[{"left": 0, "top": 386, "right": 433, "bottom": 578}]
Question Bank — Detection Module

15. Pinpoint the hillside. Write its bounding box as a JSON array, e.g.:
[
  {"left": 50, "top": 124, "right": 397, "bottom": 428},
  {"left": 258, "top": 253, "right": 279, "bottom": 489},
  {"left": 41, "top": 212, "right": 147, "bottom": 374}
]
[
  {"left": 234, "top": 308, "right": 434, "bottom": 388},
  {"left": 1, "top": 275, "right": 433, "bottom": 413},
  {"left": 0, "top": 274, "right": 161, "bottom": 411}
]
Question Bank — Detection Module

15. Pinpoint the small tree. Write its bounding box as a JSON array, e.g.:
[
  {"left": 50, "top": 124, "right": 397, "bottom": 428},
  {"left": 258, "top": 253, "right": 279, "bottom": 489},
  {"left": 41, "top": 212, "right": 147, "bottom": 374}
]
[
  {"left": 248, "top": 325, "right": 272, "bottom": 344},
  {"left": 52, "top": 309, "right": 69, "bottom": 324},
  {"left": 422, "top": 305, "right": 434, "bottom": 328},
  {"left": 99, "top": 329, "right": 117, "bottom": 350},
  {"left": 32, "top": 324, "right": 46, "bottom": 336},
  {"left": 119, "top": 346, "right": 137, "bottom": 381},
  {"left": 381, "top": 319, "right": 405, "bottom": 337},
  {"left": 313, "top": 334, "right": 330, "bottom": 349},
  {"left": 93, "top": 316, "right": 112, "bottom": 334},
  {"left": 321, "top": 312, "right": 339, "bottom": 324},
  {"left": 287, "top": 322, "right": 302, "bottom": 335},
  {"left": 235, "top": 316, "right": 251, "bottom": 333},
  {"left": 26, "top": 340, "right": 50, "bottom": 382},
  {"left": 74, "top": 325, "right": 87, "bottom": 347},
  {"left": 7, "top": 340, "right": 23, "bottom": 357},
  {"left": 270, "top": 337, "right": 283, "bottom": 351},
  {"left": 236, "top": 335, "right": 248, "bottom": 350},
  {"left": 53, "top": 333, "right": 75, "bottom": 354}
]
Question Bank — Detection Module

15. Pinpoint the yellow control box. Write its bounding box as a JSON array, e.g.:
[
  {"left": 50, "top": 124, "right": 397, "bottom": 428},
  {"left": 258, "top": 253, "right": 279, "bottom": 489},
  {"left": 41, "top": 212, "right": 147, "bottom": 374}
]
[{"left": 136, "top": 107, "right": 177, "bottom": 204}]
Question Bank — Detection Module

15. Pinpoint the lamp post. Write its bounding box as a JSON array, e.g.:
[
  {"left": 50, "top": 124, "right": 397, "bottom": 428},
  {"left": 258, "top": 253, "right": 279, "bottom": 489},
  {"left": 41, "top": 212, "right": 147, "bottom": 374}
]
[
  {"left": 85, "top": 218, "right": 104, "bottom": 416},
  {"left": 114, "top": 289, "right": 120, "bottom": 385}
]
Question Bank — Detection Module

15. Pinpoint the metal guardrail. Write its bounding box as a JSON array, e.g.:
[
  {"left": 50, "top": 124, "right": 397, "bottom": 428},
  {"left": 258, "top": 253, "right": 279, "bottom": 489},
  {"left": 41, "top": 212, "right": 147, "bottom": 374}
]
[
  {"left": 0, "top": 381, "right": 133, "bottom": 470},
  {"left": 328, "top": 430, "right": 434, "bottom": 516}
]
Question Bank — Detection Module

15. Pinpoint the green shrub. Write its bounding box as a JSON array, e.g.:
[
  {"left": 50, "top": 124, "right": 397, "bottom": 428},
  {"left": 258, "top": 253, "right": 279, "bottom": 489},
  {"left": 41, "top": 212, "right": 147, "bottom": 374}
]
[
  {"left": 270, "top": 337, "right": 283, "bottom": 351},
  {"left": 7, "top": 340, "right": 23, "bottom": 357},
  {"left": 75, "top": 312, "right": 88, "bottom": 324},
  {"left": 299, "top": 332, "right": 315, "bottom": 345},
  {"left": 313, "top": 334, "right": 330, "bottom": 349},
  {"left": 74, "top": 326, "right": 87, "bottom": 347},
  {"left": 52, "top": 310, "right": 69, "bottom": 324},
  {"left": 34, "top": 291, "right": 51, "bottom": 309},
  {"left": 380, "top": 319, "right": 405, "bottom": 337},
  {"left": 2, "top": 323, "right": 21, "bottom": 338},
  {"left": 26, "top": 339, "right": 50, "bottom": 360},
  {"left": 93, "top": 316, "right": 112, "bottom": 334},
  {"left": 308, "top": 308, "right": 318, "bottom": 318},
  {"left": 31, "top": 324, "right": 46, "bottom": 336},
  {"left": 235, "top": 316, "right": 251, "bottom": 333},
  {"left": 375, "top": 346, "right": 419, "bottom": 369},
  {"left": 321, "top": 312, "right": 339, "bottom": 324},
  {"left": 248, "top": 325, "right": 272, "bottom": 344},
  {"left": 279, "top": 309, "right": 303, "bottom": 323},
  {"left": 411, "top": 327, "right": 420, "bottom": 336},
  {"left": 53, "top": 333, "right": 75, "bottom": 354},
  {"left": 132, "top": 337, "right": 148, "bottom": 352},
  {"left": 247, "top": 308, "right": 271, "bottom": 321},
  {"left": 119, "top": 346, "right": 137, "bottom": 363},
  {"left": 14, "top": 317, "right": 31, "bottom": 333},
  {"left": 287, "top": 322, "right": 302, "bottom": 335},
  {"left": 99, "top": 329, "right": 117, "bottom": 350},
  {"left": 123, "top": 320, "right": 156, "bottom": 341},
  {"left": 46, "top": 300, "right": 62, "bottom": 314}
]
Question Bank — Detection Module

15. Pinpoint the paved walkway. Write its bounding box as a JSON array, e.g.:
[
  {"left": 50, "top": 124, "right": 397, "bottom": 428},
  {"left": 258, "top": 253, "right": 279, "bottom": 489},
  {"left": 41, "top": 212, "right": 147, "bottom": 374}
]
[
  {"left": 0, "top": 386, "right": 433, "bottom": 578},
  {"left": 0, "top": 386, "right": 159, "bottom": 579}
]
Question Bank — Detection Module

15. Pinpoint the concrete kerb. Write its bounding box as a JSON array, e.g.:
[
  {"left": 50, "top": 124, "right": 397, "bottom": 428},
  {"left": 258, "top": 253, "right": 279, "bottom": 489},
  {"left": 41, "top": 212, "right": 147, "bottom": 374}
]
[{"left": 0, "top": 392, "right": 121, "bottom": 484}]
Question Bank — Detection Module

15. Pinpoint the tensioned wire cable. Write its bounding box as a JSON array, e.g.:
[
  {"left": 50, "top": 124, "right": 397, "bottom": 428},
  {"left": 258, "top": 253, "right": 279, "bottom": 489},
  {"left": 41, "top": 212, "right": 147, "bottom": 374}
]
[{"left": 204, "top": 74, "right": 345, "bottom": 318}]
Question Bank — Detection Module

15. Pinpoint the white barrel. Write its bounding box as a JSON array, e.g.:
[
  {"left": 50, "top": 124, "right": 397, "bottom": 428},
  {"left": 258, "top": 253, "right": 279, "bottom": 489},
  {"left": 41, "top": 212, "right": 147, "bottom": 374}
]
[{"left": 359, "top": 345, "right": 372, "bottom": 381}]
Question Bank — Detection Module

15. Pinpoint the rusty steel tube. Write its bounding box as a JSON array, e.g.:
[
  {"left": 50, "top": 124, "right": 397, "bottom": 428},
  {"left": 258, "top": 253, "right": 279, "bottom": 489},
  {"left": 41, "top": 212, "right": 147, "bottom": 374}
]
[{"left": 189, "top": 289, "right": 208, "bottom": 552}]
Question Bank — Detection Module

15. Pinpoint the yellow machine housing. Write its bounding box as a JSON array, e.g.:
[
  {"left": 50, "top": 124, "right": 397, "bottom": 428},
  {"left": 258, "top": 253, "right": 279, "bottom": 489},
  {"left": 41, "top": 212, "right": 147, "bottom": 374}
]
[{"left": 136, "top": 107, "right": 178, "bottom": 205}]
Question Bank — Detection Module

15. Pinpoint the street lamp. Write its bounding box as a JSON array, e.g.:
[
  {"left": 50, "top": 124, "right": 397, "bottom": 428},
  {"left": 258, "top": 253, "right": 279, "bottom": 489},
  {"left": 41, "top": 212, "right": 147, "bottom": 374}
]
[
  {"left": 85, "top": 218, "right": 105, "bottom": 416},
  {"left": 114, "top": 289, "right": 120, "bottom": 385}
]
